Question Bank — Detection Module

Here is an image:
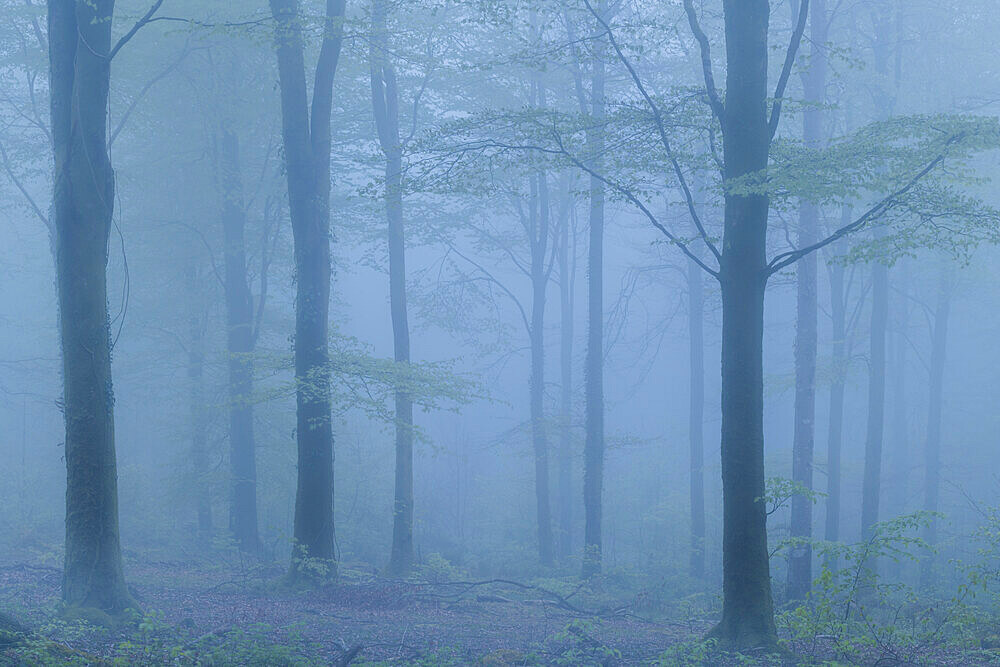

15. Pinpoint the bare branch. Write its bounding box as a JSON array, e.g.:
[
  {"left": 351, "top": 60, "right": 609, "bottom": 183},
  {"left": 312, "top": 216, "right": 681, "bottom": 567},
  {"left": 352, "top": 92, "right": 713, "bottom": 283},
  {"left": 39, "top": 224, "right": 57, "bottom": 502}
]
[
  {"left": 446, "top": 242, "right": 532, "bottom": 335},
  {"left": 582, "top": 0, "right": 721, "bottom": 263},
  {"left": 110, "top": 42, "right": 192, "bottom": 147},
  {"left": 0, "top": 140, "right": 50, "bottom": 233},
  {"left": 109, "top": 0, "right": 165, "bottom": 61},
  {"left": 682, "top": 0, "right": 725, "bottom": 128},
  {"left": 769, "top": 0, "right": 811, "bottom": 138},
  {"left": 543, "top": 132, "right": 720, "bottom": 278}
]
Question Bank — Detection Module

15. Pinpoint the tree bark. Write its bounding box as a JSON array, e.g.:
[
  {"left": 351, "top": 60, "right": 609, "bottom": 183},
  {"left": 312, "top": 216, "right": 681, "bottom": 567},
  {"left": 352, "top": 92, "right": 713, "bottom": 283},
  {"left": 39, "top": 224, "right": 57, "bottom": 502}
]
[
  {"left": 888, "top": 261, "right": 909, "bottom": 521},
  {"left": 920, "top": 266, "right": 951, "bottom": 589},
  {"left": 861, "top": 261, "right": 888, "bottom": 546},
  {"left": 529, "top": 170, "right": 555, "bottom": 566},
  {"left": 581, "top": 0, "right": 607, "bottom": 578},
  {"left": 788, "top": 0, "right": 827, "bottom": 601},
  {"left": 48, "top": 0, "right": 133, "bottom": 614},
  {"left": 270, "top": 0, "right": 346, "bottom": 576},
  {"left": 557, "top": 174, "right": 575, "bottom": 562},
  {"left": 708, "top": 0, "right": 777, "bottom": 648},
  {"left": 185, "top": 262, "right": 212, "bottom": 540},
  {"left": 824, "top": 231, "right": 849, "bottom": 550},
  {"left": 860, "top": 0, "right": 896, "bottom": 557},
  {"left": 370, "top": 0, "right": 415, "bottom": 576},
  {"left": 687, "top": 251, "right": 705, "bottom": 580},
  {"left": 218, "top": 126, "right": 260, "bottom": 554}
]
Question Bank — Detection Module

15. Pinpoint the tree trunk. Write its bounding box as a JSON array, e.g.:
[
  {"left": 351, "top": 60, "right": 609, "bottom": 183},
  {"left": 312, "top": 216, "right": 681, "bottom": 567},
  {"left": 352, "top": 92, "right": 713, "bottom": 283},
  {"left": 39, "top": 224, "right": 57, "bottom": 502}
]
[
  {"left": 371, "top": 0, "right": 415, "bottom": 576},
  {"left": 218, "top": 126, "right": 260, "bottom": 554},
  {"left": 824, "top": 231, "right": 849, "bottom": 550},
  {"left": 687, "top": 252, "right": 705, "bottom": 580},
  {"left": 557, "top": 174, "right": 575, "bottom": 562},
  {"left": 920, "top": 266, "right": 951, "bottom": 589},
  {"left": 581, "top": 0, "right": 607, "bottom": 578},
  {"left": 889, "top": 261, "right": 909, "bottom": 520},
  {"left": 530, "top": 170, "right": 555, "bottom": 567},
  {"left": 270, "top": 0, "right": 346, "bottom": 576},
  {"left": 186, "top": 262, "right": 212, "bottom": 540},
  {"left": 861, "top": 261, "right": 888, "bottom": 547},
  {"left": 48, "top": 0, "right": 133, "bottom": 614},
  {"left": 787, "top": 0, "right": 826, "bottom": 601},
  {"left": 860, "top": 0, "right": 896, "bottom": 557},
  {"left": 708, "top": 0, "right": 776, "bottom": 648}
]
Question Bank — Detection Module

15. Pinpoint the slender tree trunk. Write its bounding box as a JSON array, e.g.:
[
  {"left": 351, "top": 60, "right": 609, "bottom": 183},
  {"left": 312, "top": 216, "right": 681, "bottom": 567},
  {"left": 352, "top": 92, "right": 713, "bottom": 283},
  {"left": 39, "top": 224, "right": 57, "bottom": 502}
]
[
  {"left": 371, "top": 0, "right": 415, "bottom": 575},
  {"left": 219, "top": 126, "right": 260, "bottom": 554},
  {"left": 824, "top": 232, "right": 849, "bottom": 550},
  {"left": 788, "top": 0, "right": 827, "bottom": 601},
  {"left": 48, "top": 0, "right": 133, "bottom": 614},
  {"left": 687, "top": 251, "right": 705, "bottom": 580},
  {"left": 270, "top": 0, "right": 346, "bottom": 576},
  {"left": 557, "top": 174, "right": 575, "bottom": 562},
  {"left": 186, "top": 263, "right": 212, "bottom": 540},
  {"left": 581, "top": 0, "right": 607, "bottom": 577},
  {"left": 861, "top": 261, "right": 888, "bottom": 546},
  {"left": 708, "top": 0, "right": 776, "bottom": 647},
  {"left": 889, "top": 261, "right": 909, "bottom": 520},
  {"left": 860, "top": 0, "right": 896, "bottom": 557},
  {"left": 920, "top": 266, "right": 951, "bottom": 589},
  {"left": 530, "top": 169, "right": 555, "bottom": 567}
]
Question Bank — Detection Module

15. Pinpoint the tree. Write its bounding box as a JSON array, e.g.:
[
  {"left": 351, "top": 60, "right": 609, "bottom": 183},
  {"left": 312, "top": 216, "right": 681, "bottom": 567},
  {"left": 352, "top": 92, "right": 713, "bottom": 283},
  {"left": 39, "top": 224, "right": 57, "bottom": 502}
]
[
  {"left": 577, "top": 0, "right": 986, "bottom": 647},
  {"left": 269, "top": 0, "right": 346, "bottom": 576},
  {"left": 556, "top": 173, "right": 578, "bottom": 562},
  {"left": 787, "top": 0, "right": 827, "bottom": 601},
  {"left": 217, "top": 124, "right": 262, "bottom": 554},
  {"left": 823, "top": 230, "right": 851, "bottom": 553},
  {"left": 184, "top": 258, "right": 212, "bottom": 540},
  {"left": 920, "top": 264, "right": 953, "bottom": 589},
  {"left": 687, "top": 228, "right": 706, "bottom": 580},
  {"left": 370, "top": 0, "right": 416, "bottom": 576},
  {"left": 47, "top": 0, "right": 139, "bottom": 614},
  {"left": 860, "top": 0, "right": 897, "bottom": 552},
  {"left": 581, "top": 0, "right": 607, "bottom": 579}
]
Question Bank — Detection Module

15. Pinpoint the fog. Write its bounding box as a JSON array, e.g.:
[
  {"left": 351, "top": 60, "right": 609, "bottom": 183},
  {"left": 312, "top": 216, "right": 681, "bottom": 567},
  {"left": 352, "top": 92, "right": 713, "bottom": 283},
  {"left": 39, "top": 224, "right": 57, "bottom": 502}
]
[{"left": 2, "top": 0, "right": 1000, "bottom": 664}]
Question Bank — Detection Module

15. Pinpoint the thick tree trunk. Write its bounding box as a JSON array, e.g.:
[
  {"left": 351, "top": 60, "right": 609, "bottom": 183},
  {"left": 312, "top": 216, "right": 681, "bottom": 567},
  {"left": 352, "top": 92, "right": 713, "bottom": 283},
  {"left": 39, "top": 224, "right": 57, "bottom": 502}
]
[
  {"left": 371, "top": 0, "right": 415, "bottom": 575},
  {"left": 581, "top": 0, "right": 606, "bottom": 577},
  {"left": 708, "top": 0, "right": 777, "bottom": 648},
  {"left": 48, "top": 0, "right": 133, "bottom": 614},
  {"left": 270, "top": 0, "right": 346, "bottom": 576},
  {"left": 557, "top": 175, "right": 575, "bottom": 562},
  {"left": 861, "top": 261, "right": 888, "bottom": 547},
  {"left": 218, "top": 127, "right": 260, "bottom": 554},
  {"left": 920, "top": 267, "right": 951, "bottom": 589},
  {"left": 687, "top": 252, "right": 705, "bottom": 580},
  {"left": 787, "top": 0, "right": 826, "bottom": 601}
]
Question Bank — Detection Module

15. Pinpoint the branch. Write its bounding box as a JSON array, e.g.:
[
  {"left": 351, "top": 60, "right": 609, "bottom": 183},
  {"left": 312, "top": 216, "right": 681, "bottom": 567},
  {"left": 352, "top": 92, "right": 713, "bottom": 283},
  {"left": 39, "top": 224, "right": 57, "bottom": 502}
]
[
  {"left": 0, "top": 140, "right": 51, "bottom": 233},
  {"left": 110, "top": 42, "right": 192, "bottom": 147},
  {"left": 582, "top": 0, "right": 721, "bottom": 263},
  {"left": 545, "top": 132, "right": 720, "bottom": 279},
  {"left": 767, "top": 137, "right": 961, "bottom": 274},
  {"left": 769, "top": 0, "right": 810, "bottom": 138},
  {"left": 446, "top": 243, "right": 531, "bottom": 335},
  {"left": 109, "top": 0, "right": 165, "bottom": 61},
  {"left": 310, "top": 0, "right": 347, "bottom": 161},
  {"left": 682, "top": 0, "right": 725, "bottom": 128}
]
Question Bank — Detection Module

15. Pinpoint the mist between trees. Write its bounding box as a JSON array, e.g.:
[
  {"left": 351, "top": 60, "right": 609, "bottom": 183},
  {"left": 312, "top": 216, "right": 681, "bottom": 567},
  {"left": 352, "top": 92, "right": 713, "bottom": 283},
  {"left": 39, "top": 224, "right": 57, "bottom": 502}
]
[{"left": 3, "top": 0, "right": 1000, "bottom": 664}]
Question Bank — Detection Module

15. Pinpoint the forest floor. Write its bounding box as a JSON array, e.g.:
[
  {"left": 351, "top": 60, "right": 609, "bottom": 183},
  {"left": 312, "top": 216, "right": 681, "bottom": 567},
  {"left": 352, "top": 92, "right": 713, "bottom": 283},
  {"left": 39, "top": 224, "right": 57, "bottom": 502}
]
[{"left": 1, "top": 555, "right": 998, "bottom": 665}]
